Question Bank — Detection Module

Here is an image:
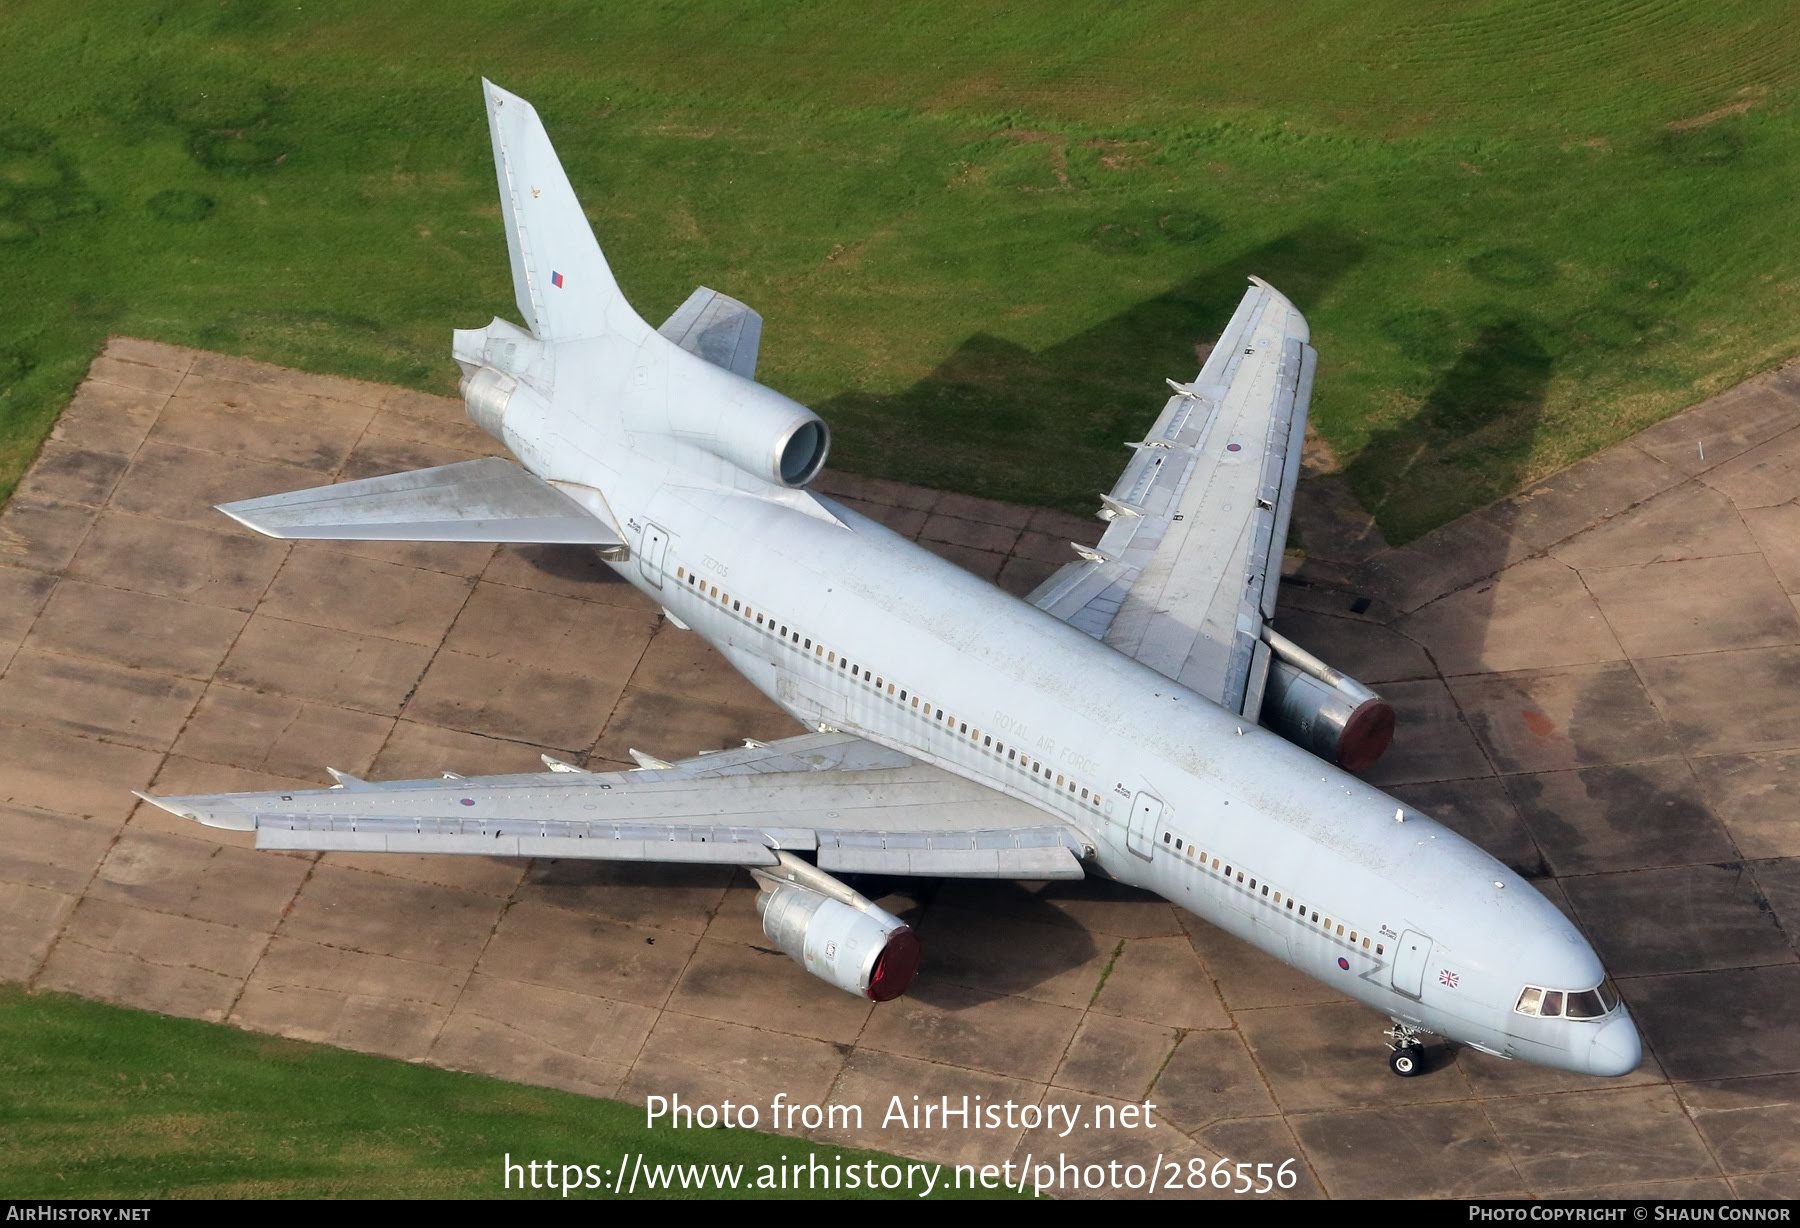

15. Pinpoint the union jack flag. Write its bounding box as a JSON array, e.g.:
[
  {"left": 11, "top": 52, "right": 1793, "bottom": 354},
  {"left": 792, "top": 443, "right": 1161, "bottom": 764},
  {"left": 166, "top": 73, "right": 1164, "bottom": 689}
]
[
  {"left": 1439, "top": 969, "right": 1459, "bottom": 989},
  {"left": 551, "top": 271, "right": 565, "bottom": 289}
]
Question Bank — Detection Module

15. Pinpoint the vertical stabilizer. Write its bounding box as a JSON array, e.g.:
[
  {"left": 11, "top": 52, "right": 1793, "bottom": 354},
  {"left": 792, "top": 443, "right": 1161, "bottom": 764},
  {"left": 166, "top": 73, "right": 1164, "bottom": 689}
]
[{"left": 482, "top": 79, "right": 650, "bottom": 344}]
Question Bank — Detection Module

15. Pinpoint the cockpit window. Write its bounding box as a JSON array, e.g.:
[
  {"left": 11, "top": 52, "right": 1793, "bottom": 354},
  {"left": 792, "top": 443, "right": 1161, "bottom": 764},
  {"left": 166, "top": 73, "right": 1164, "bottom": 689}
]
[
  {"left": 1514, "top": 979, "right": 1618, "bottom": 1020},
  {"left": 1565, "top": 989, "right": 1607, "bottom": 1019}
]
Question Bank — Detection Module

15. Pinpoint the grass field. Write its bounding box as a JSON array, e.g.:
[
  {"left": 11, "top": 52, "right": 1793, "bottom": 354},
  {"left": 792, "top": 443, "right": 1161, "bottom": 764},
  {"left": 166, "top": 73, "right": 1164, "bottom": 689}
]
[
  {"left": 0, "top": 4, "right": 1796, "bottom": 542},
  {"left": 0, "top": 985, "right": 1002, "bottom": 1199}
]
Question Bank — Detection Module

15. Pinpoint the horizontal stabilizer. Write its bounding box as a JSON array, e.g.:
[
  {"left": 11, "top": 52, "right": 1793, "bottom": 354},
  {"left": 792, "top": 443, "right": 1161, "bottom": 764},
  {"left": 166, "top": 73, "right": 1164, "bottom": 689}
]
[
  {"left": 217, "top": 457, "right": 623, "bottom": 545},
  {"left": 658, "top": 287, "right": 763, "bottom": 379}
]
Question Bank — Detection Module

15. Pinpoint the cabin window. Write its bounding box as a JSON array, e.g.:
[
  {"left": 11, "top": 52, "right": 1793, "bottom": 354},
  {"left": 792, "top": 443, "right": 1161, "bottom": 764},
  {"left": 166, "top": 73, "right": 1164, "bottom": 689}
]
[
  {"left": 677, "top": 566, "right": 685, "bottom": 580},
  {"left": 888, "top": 684, "right": 896, "bottom": 696},
  {"left": 804, "top": 638, "right": 811, "bottom": 648},
  {"left": 1310, "top": 911, "right": 1319, "bottom": 923},
  {"left": 1175, "top": 838, "right": 1183, "bottom": 850},
  {"left": 1350, "top": 931, "right": 1358, "bottom": 943},
  {"left": 781, "top": 625, "right": 788, "bottom": 636},
  {"left": 709, "top": 585, "right": 719, "bottom": 598},
  {"left": 1212, "top": 858, "right": 1220, "bottom": 870},
  {"left": 1163, "top": 832, "right": 1171, "bottom": 844},
  {"left": 1080, "top": 788, "right": 1089, "bottom": 800},
  {"left": 1376, "top": 944, "right": 1384, "bottom": 956},
  {"left": 1007, "top": 750, "right": 1016, "bottom": 761},
  {"left": 1249, "top": 878, "right": 1257, "bottom": 889},
  {"left": 1362, "top": 937, "right": 1371, "bottom": 950},
  {"left": 1262, "top": 885, "right": 1270, "bottom": 897},
  {"left": 1285, "top": 899, "right": 1294, "bottom": 910},
  {"left": 959, "top": 722, "right": 967, "bottom": 734},
  {"left": 1273, "top": 892, "right": 1282, "bottom": 904},
  {"left": 983, "top": 736, "right": 992, "bottom": 748},
  {"left": 913, "top": 697, "right": 921, "bottom": 709}
]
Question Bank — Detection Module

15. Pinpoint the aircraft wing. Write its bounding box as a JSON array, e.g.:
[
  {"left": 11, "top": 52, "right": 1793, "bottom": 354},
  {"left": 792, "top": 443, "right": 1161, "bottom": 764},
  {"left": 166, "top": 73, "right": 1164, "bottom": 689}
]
[
  {"left": 216, "top": 457, "right": 625, "bottom": 545},
  {"left": 137, "top": 731, "right": 1088, "bottom": 880},
  {"left": 1028, "top": 278, "right": 1313, "bottom": 719},
  {"left": 658, "top": 286, "right": 763, "bottom": 380}
]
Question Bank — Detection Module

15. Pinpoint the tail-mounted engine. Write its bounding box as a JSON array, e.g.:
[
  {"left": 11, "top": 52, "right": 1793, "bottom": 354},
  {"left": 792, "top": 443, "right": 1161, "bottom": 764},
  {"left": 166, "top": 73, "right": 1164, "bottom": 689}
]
[
  {"left": 1258, "top": 628, "right": 1396, "bottom": 773},
  {"left": 753, "top": 853, "right": 921, "bottom": 1002},
  {"left": 658, "top": 385, "right": 830, "bottom": 490},
  {"left": 453, "top": 318, "right": 552, "bottom": 453}
]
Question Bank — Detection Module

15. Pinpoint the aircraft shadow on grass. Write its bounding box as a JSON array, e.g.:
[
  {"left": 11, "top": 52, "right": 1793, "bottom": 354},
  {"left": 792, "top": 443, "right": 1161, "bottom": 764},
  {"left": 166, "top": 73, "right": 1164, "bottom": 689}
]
[{"left": 810, "top": 222, "right": 1369, "bottom": 466}]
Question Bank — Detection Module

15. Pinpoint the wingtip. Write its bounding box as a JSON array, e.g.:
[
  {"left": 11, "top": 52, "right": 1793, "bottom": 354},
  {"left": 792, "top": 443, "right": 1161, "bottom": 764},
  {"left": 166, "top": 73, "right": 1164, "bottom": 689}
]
[
  {"left": 131, "top": 789, "right": 186, "bottom": 817},
  {"left": 132, "top": 790, "right": 257, "bottom": 831},
  {"left": 213, "top": 500, "right": 283, "bottom": 540}
]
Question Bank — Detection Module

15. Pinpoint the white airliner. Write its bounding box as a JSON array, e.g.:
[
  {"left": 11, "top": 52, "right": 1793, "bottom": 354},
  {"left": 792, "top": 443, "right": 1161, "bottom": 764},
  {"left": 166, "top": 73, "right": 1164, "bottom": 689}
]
[{"left": 141, "top": 80, "right": 1640, "bottom": 1079}]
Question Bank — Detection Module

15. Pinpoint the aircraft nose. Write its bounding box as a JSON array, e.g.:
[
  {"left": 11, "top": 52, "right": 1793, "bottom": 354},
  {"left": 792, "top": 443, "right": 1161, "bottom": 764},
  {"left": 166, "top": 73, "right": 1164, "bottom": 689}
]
[{"left": 1588, "top": 1009, "right": 1642, "bottom": 1077}]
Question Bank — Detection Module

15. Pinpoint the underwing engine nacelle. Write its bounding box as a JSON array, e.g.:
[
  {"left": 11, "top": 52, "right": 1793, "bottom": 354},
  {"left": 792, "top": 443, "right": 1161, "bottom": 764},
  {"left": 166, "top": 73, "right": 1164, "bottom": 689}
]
[
  {"left": 753, "top": 853, "right": 921, "bottom": 1002},
  {"left": 1258, "top": 628, "right": 1396, "bottom": 773}
]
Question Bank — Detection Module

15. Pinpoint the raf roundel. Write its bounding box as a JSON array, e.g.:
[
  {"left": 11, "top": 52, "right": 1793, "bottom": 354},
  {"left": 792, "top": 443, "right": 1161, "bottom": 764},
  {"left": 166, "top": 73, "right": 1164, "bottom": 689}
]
[{"left": 1337, "top": 956, "right": 1350, "bottom": 970}]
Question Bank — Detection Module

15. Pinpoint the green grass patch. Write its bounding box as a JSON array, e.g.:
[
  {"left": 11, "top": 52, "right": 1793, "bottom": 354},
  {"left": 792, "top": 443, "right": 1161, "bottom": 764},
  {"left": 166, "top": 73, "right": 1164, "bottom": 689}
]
[
  {"left": 0, "top": 985, "right": 1003, "bottom": 1199},
  {"left": 0, "top": 2, "right": 1796, "bottom": 540}
]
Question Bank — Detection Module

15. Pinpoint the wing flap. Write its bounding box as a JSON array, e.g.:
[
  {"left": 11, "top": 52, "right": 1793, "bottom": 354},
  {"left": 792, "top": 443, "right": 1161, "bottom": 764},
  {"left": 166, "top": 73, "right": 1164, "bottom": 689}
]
[
  {"left": 216, "top": 457, "right": 625, "bottom": 545},
  {"left": 658, "top": 286, "right": 763, "bottom": 380},
  {"left": 255, "top": 823, "right": 784, "bottom": 864},
  {"left": 819, "top": 838, "right": 1084, "bottom": 880}
]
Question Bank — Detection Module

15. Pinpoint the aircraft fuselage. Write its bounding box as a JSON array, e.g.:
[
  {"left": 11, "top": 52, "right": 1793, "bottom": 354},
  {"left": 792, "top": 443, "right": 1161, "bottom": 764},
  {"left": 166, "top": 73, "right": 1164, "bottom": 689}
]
[{"left": 535, "top": 362, "right": 1639, "bottom": 1079}]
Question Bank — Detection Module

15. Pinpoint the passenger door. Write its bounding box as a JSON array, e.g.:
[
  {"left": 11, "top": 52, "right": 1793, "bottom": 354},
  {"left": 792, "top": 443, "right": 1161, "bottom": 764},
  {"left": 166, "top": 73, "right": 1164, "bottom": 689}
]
[
  {"left": 1390, "top": 929, "right": 1432, "bottom": 999},
  {"left": 1126, "top": 791, "right": 1163, "bottom": 860},
  {"left": 639, "top": 522, "right": 669, "bottom": 588}
]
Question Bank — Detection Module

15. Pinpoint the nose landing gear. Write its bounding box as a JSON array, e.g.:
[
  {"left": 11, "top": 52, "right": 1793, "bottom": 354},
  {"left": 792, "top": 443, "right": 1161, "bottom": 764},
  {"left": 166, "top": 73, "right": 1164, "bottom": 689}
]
[{"left": 1385, "top": 1022, "right": 1428, "bottom": 1077}]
